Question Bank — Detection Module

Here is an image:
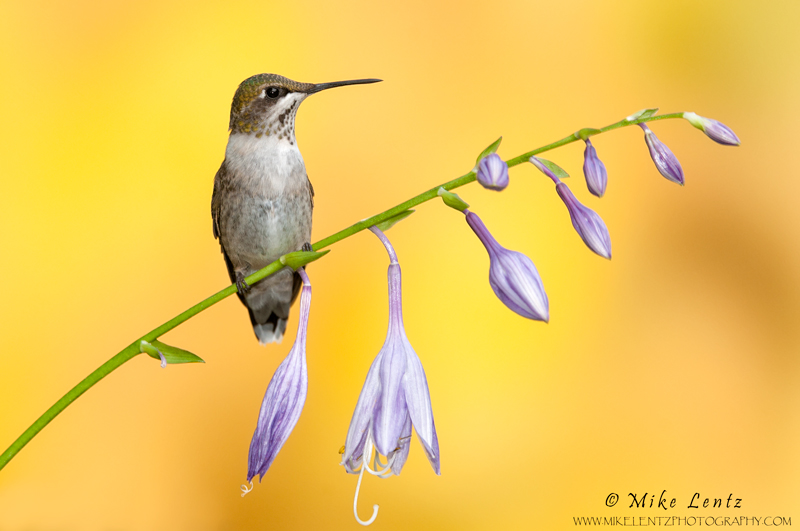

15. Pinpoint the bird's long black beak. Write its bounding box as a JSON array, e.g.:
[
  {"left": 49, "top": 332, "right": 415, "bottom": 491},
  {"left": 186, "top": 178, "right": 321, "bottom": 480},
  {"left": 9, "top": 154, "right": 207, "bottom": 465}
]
[{"left": 307, "top": 78, "right": 382, "bottom": 94}]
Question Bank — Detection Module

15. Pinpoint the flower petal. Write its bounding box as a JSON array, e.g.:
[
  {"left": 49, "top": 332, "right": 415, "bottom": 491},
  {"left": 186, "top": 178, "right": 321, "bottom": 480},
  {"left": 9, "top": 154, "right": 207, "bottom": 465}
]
[
  {"left": 423, "top": 419, "right": 441, "bottom": 475},
  {"left": 401, "top": 337, "right": 440, "bottom": 474},
  {"left": 247, "top": 283, "right": 311, "bottom": 482},
  {"left": 389, "top": 413, "right": 413, "bottom": 475},
  {"left": 374, "top": 340, "right": 409, "bottom": 456},
  {"left": 341, "top": 352, "right": 383, "bottom": 472}
]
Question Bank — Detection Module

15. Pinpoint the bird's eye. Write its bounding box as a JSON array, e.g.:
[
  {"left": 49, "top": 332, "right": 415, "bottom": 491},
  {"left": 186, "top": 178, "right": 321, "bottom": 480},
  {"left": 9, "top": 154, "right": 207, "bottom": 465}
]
[{"left": 266, "top": 87, "right": 280, "bottom": 99}]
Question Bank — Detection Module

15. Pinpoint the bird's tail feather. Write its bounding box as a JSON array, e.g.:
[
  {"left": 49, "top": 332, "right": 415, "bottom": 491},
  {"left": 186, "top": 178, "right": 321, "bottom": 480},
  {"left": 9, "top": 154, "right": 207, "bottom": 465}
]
[{"left": 250, "top": 311, "right": 288, "bottom": 345}]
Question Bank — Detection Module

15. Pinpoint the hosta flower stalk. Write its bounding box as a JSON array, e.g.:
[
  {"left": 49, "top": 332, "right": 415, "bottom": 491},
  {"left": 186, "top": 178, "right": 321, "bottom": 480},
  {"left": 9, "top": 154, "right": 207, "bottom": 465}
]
[{"left": 341, "top": 226, "right": 440, "bottom": 526}]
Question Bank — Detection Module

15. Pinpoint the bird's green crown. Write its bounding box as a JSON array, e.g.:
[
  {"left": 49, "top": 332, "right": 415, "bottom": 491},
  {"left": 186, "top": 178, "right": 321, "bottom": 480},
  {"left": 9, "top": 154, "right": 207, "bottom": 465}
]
[{"left": 229, "top": 73, "right": 313, "bottom": 129}]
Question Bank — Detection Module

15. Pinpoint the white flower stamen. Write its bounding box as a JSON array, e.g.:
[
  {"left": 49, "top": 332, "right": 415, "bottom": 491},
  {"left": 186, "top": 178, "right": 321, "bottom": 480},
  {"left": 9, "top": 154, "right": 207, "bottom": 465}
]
[
  {"left": 353, "top": 461, "right": 379, "bottom": 526},
  {"left": 362, "top": 438, "right": 384, "bottom": 476},
  {"left": 240, "top": 481, "right": 254, "bottom": 497}
]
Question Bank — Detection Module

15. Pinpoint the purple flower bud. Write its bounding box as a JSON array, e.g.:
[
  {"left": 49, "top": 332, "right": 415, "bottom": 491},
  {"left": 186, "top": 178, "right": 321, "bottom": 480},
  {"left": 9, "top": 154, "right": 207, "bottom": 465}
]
[
  {"left": 246, "top": 269, "right": 312, "bottom": 484},
  {"left": 341, "top": 227, "right": 440, "bottom": 526},
  {"left": 683, "top": 112, "right": 741, "bottom": 146},
  {"left": 639, "top": 123, "right": 684, "bottom": 185},
  {"left": 476, "top": 153, "right": 509, "bottom": 191},
  {"left": 465, "top": 211, "right": 549, "bottom": 322},
  {"left": 582, "top": 139, "right": 608, "bottom": 197},
  {"left": 555, "top": 182, "right": 612, "bottom": 259}
]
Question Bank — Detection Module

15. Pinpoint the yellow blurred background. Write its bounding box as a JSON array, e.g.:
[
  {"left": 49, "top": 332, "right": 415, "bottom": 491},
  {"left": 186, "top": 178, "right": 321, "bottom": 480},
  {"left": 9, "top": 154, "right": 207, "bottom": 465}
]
[{"left": 1, "top": 0, "right": 798, "bottom": 529}]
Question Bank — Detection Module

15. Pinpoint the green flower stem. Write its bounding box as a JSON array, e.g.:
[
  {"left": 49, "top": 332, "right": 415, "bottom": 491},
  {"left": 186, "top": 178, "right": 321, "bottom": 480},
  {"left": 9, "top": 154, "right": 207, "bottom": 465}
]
[
  {"left": 504, "top": 112, "right": 685, "bottom": 168},
  {"left": 0, "top": 261, "right": 285, "bottom": 472},
  {"left": 0, "top": 111, "right": 685, "bottom": 472},
  {"left": 313, "top": 113, "right": 685, "bottom": 250}
]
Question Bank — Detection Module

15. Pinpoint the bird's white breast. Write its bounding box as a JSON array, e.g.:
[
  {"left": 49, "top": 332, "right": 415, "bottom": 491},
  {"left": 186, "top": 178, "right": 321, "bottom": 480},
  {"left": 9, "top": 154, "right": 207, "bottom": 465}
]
[
  {"left": 225, "top": 133, "right": 307, "bottom": 198},
  {"left": 220, "top": 131, "right": 312, "bottom": 270}
]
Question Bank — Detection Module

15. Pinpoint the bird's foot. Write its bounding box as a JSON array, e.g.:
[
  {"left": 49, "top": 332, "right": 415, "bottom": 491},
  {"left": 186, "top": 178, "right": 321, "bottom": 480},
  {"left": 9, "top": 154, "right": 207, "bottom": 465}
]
[
  {"left": 301, "top": 242, "right": 313, "bottom": 252},
  {"left": 235, "top": 271, "right": 251, "bottom": 294}
]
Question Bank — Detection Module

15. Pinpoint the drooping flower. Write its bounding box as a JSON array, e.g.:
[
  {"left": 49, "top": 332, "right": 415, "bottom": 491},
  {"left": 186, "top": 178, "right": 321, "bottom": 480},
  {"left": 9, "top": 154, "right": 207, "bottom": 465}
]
[
  {"left": 582, "top": 139, "right": 608, "bottom": 197},
  {"left": 476, "top": 153, "right": 509, "bottom": 191},
  {"left": 639, "top": 123, "right": 684, "bottom": 185},
  {"left": 242, "top": 268, "right": 312, "bottom": 493},
  {"left": 341, "top": 226, "right": 439, "bottom": 526},
  {"left": 683, "top": 112, "right": 741, "bottom": 146},
  {"left": 555, "top": 182, "right": 612, "bottom": 259},
  {"left": 465, "top": 210, "right": 549, "bottom": 322},
  {"left": 529, "top": 155, "right": 612, "bottom": 259}
]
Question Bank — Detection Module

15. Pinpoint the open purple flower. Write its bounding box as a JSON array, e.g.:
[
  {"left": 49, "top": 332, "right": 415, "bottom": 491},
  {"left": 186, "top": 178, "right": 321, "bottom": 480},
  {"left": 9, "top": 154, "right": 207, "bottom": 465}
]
[
  {"left": 476, "top": 153, "right": 509, "bottom": 191},
  {"left": 341, "top": 226, "right": 439, "bottom": 526},
  {"left": 555, "top": 182, "right": 612, "bottom": 259},
  {"left": 465, "top": 210, "right": 549, "bottom": 322},
  {"left": 639, "top": 123, "right": 684, "bottom": 185},
  {"left": 242, "top": 268, "right": 312, "bottom": 493},
  {"left": 582, "top": 139, "right": 608, "bottom": 197},
  {"left": 683, "top": 112, "right": 741, "bottom": 146}
]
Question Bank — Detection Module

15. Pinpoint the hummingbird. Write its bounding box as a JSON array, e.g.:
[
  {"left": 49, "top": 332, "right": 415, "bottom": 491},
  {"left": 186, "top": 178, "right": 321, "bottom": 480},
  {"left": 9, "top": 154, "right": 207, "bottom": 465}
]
[{"left": 212, "top": 73, "right": 381, "bottom": 344}]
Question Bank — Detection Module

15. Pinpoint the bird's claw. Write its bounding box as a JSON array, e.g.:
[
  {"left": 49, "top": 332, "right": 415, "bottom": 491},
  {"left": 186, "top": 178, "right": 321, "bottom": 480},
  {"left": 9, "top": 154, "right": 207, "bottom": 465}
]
[
  {"left": 301, "top": 242, "right": 313, "bottom": 252},
  {"left": 235, "top": 272, "right": 251, "bottom": 293}
]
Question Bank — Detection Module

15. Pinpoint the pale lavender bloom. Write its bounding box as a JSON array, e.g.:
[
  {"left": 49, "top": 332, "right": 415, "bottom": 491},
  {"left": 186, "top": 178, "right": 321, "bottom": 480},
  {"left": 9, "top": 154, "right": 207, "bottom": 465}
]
[
  {"left": 465, "top": 210, "right": 549, "bottom": 322},
  {"left": 476, "top": 153, "right": 509, "bottom": 191},
  {"left": 683, "top": 112, "right": 741, "bottom": 146},
  {"left": 340, "top": 264, "right": 439, "bottom": 476},
  {"left": 342, "top": 227, "right": 439, "bottom": 526},
  {"left": 639, "top": 123, "right": 684, "bottom": 185},
  {"left": 245, "top": 268, "right": 312, "bottom": 486},
  {"left": 582, "top": 139, "right": 608, "bottom": 197},
  {"left": 555, "top": 182, "right": 612, "bottom": 259}
]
